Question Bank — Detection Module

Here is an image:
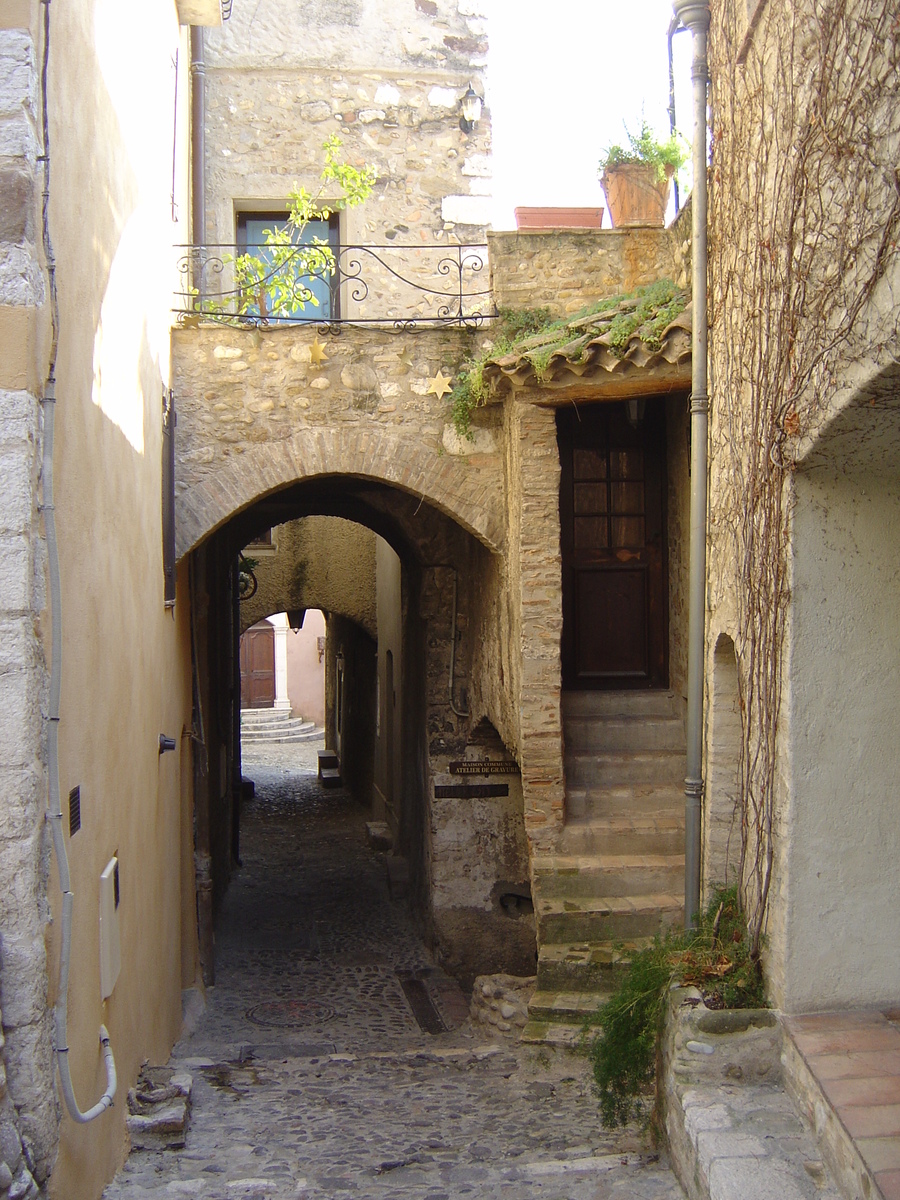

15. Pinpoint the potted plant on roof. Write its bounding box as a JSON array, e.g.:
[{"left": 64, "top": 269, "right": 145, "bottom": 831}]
[{"left": 599, "top": 120, "right": 687, "bottom": 229}]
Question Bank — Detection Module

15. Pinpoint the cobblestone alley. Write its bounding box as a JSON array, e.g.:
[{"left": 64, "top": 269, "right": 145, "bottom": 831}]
[{"left": 102, "top": 744, "right": 685, "bottom": 1200}]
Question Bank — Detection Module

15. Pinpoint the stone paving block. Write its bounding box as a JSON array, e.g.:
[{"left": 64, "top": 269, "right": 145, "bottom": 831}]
[
  {"left": 707, "top": 1156, "right": 811, "bottom": 1200},
  {"left": 103, "top": 751, "right": 687, "bottom": 1200},
  {"left": 683, "top": 1103, "right": 732, "bottom": 1139},
  {"left": 695, "top": 1130, "right": 767, "bottom": 1175}
]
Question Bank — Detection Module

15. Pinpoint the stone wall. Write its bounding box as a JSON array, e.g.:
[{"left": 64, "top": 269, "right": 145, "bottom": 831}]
[
  {"left": 488, "top": 222, "right": 684, "bottom": 319},
  {"left": 665, "top": 394, "right": 690, "bottom": 699},
  {"left": 200, "top": 0, "right": 491, "bottom": 322},
  {"left": 504, "top": 401, "right": 564, "bottom": 853},
  {"left": 0, "top": 12, "right": 53, "bottom": 1195},
  {"left": 705, "top": 0, "right": 900, "bottom": 1009},
  {"left": 171, "top": 325, "right": 507, "bottom": 556}
]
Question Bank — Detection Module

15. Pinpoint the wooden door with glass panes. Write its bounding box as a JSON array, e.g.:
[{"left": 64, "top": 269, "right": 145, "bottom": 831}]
[{"left": 558, "top": 402, "right": 668, "bottom": 689}]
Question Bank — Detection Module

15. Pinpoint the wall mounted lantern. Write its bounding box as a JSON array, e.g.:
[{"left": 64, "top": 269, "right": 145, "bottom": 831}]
[{"left": 459, "top": 84, "right": 483, "bottom": 133}]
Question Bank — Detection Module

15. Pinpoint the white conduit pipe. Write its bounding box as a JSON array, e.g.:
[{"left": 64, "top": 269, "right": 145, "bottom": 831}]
[{"left": 39, "top": 0, "right": 117, "bottom": 1121}]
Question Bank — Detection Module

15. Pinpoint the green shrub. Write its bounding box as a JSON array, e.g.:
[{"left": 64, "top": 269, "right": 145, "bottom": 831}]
[{"left": 586, "top": 886, "right": 766, "bottom": 1129}]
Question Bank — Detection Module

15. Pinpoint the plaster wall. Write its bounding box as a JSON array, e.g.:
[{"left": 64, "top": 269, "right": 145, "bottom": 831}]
[
  {"left": 780, "top": 467, "right": 900, "bottom": 1011},
  {"left": 37, "top": 3, "right": 196, "bottom": 1197},
  {"left": 325, "top": 613, "right": 376, "bottom": 806},
  {"left": 285, "top": 609, "right": 325, "bottom": 726},
  {"left": 240, "top": 517, "right": 377, "bottom": 639},
  {"left": 374, "top": 538, "right": 402, "bottom": 833}
]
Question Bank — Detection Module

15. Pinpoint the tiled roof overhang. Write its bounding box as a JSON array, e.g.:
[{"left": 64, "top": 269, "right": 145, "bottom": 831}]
[{"left": 482, "top": 301, "right": 692, "bottom": 403}]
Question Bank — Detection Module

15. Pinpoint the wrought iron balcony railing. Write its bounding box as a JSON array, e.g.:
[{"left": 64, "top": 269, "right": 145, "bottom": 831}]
[{"left": 176, "top": 242, "right": 496, "bottom": 331}]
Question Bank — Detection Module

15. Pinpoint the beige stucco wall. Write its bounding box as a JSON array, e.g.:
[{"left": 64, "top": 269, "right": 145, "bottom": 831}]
[
  {"left": 374, "top": 537, "right": 402, "bottom": 832},
  {"left": 241, "top": 516, "right": 378, "bottom": 639},
  {"left": 285, "top": 608, "right": 326, "bottom": 726},
  {"left": 779, "top": 463, "right": 900, "bottom": 1011},
  {"left": 31, "top": 3, "right": 198, "bottom": 1197}
]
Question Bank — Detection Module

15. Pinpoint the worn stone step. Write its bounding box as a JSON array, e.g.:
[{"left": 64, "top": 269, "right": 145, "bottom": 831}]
[
  {"left": 317, "top": 749, "right": 339, "bottom": 769},
  {"left": 566, "top": 782, "right": 685, "bottom": 819},
  {"left": 520, "top": 1020, "right": 587, "bottom": 1047},
  {"left": 558, "top": 814, "right": 684, "bottom": 855},
  {"left": 566, "top": 751, "right": 685, "bottom": 788},
  {"left": 564, "top": 715, "right": 685, "bottom": 754},
  {"left": 537, "top": 893, "right": 683, "bottom": 943},
  {"left": 241, "top": 721, "right": 320, "bottom": 744},
  {"left": 527, "top": 988, "right": 611, "bottom": 1024},
  {"left": 532, "top": 854, "right": 684, "bottom": 900},
  {"left": 319, "top": 767, "right": 342, "bottom": 788},
  {"left": 240, "top": 708, "right": 295, "bottom": 725},
  {"left": 535, "top": 939, "right": 653, "bottom": 992},
  {"left": 562, "top": 690, "right": 683, "bottom": 719}
]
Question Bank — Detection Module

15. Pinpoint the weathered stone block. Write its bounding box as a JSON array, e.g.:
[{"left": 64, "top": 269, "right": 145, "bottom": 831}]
[
  {"left": 0, "top": 166, "right": 32, "bottom": 243},
  {"left": 0, "top": 32, "right": 34, "bottom": 120},
  {"left": 0, "top": 537, "right": 30, "bottom": 611},
  {"left": 0, "top": 672, "right": 38, "bottom": 763},
  {"left": 0, "top": 929, "right": 48, "bottom": 1029}
]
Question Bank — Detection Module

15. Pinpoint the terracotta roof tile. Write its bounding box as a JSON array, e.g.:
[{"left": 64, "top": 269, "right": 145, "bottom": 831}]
[{"left": 482, "top": 296, "right": 692, "bottom": 398}]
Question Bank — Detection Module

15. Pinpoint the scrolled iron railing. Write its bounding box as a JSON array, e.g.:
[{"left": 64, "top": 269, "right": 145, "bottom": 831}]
[{"left": 175, "top": 242, "right": 496, "bottom": 331}]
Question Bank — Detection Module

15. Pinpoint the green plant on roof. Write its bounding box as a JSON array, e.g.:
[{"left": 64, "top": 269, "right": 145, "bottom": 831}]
[
  {"left": 585, "top": 886, "right": 766, "bottom": 1130},
  {"left": 448, "top": 282, "right": 688, "bottom": 440},
  {"left": 600, "top": 119, "right": 688, "bottom": 185}
]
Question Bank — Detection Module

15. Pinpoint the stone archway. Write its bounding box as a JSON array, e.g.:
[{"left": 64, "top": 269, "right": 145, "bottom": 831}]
[{"left": 175, "top": 425, "right": 505, "bottom": 560}]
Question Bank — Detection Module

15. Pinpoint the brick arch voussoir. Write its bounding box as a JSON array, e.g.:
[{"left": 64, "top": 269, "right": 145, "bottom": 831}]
[{"left": 176, "top": 425, "right": 505, "bottom": 559}]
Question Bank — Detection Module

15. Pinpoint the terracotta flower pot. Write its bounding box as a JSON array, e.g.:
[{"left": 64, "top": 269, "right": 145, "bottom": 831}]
[
  {"left": 514, "top": 207, "right": 604, "bottom": 230},
  {"left": 600, "top": 164, "right": 672, "bottom": 229}
]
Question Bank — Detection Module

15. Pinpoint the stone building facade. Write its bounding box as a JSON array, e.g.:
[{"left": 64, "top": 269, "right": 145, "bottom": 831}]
[{"left": 702, "top": 0, "right": 900, "bottom": 1012}]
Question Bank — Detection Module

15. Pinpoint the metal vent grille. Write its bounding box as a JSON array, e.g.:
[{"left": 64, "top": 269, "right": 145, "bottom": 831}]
[{"left": 68, "top": 786, "right": 81, "bottom": 836}]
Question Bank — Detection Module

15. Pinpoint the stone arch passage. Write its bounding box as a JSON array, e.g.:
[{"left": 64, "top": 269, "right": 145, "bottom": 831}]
[
  {"left": 175, "top": 425, "right": 505, "bottom": 560},
  {"left": 704, "top": 632, "right": 741, "bottom": 899}
]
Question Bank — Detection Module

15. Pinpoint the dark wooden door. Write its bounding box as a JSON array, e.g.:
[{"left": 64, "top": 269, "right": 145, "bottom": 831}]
[
  {"left": 239, "top": 623, "right": 276, "bottom": 708},
  {"left": 558, "top": 402, "right": 668, "bottom": 689}
]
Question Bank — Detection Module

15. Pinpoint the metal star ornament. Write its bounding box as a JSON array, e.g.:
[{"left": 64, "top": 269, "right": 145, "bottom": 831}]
[
  {"left": 426, "top": 369, "right": 453, "bottom": 400},
  {"left": 309, "top": 337, "right": 328, "bottom": 365}
]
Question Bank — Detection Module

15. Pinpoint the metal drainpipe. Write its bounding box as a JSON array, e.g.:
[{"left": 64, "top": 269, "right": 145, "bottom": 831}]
[
  {"left": 673, "top": 0, "right": 710, "bottom": 930},
  {"left": 190, "top": 25, "right": 206, "bottom": 295}
]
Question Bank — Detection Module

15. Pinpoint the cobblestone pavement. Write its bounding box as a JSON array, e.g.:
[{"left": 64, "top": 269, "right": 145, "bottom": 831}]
[{"left": 103, "top": 744, "right": 685, "bottom": 1200}]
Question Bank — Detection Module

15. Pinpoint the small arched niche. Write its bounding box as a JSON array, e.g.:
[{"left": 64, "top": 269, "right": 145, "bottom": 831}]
[{"left": 704, "top": 632, "right": 741, "bottom": 900}]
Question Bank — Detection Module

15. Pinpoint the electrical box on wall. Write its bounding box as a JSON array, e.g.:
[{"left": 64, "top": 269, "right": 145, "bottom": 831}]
[{"left": 99, "top": 856, "right": 121, "bottom": 1000}]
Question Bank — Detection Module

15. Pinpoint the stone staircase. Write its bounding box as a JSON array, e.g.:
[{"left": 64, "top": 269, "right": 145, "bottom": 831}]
[
  {"left": 240, "top": 708, "right": 322, "bottom": 745},
  {"left": 524, "top": 690, "right": 686, "bottom": 1044}
]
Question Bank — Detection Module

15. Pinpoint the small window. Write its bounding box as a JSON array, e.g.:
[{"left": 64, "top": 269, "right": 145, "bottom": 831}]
[
  {"left": 236, "top": 210, "right": 341, "bottom": 322},
  {"left": 244, "top": 528, "right": 276, "bottom": 557}
]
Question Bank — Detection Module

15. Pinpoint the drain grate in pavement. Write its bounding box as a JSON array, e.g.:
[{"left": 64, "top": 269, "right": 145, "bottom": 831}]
[
  {"left": 398, "top": 975, "right": 447, "bottom": 1034},
  {"left": 246, "top": 999, "right": 336, "bottom": 1028},
  {"left": 238, "top": 1042, "right": 336, "bottom": 1060}
]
